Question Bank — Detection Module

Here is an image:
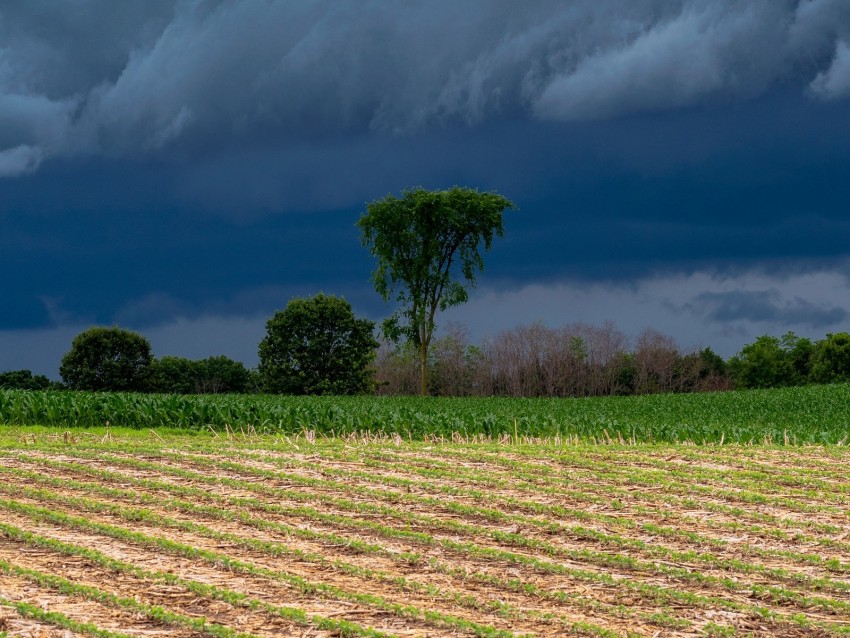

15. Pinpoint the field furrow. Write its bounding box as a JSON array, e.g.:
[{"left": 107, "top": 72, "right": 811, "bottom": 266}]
[
  {"left": 14, "top": 449, "right": 850, "bottom": 607},
  {"left": 0, "top": 478, "right": 648, "bottom": 637},
  {"left": 2, "top": 431, "right": 850, "bottom": 637},
  {"left": 290, "top": 445, "right": 850, "bottom": 534}
]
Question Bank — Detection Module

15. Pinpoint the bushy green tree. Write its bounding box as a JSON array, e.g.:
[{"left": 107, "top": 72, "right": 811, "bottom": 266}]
[
  {"left": 259, "top": 294, "right": 378, "bottom": 395},
  {"left": 147, "top": 356, "right": 197, "bottom": 394},
  {"left": 728, "top": 332, "right": 812, "bottom": 389},
  {"left": 148, "top": 355, "right": 252, "bottom": 394},
  {"left": 195, "top": 355, "right": 251, "bottom": 393},
  {"left": 358, "top": 186, "right": 515, "bottom": 395},
  {"left": 60, "top": 326, "right": 153, "bottom": 391},
  {"left": 811, "top": 332, "right": 850, "bottom": 383},
  {"left": 0, "top": 369, "right": 55, "bottom": 390}
]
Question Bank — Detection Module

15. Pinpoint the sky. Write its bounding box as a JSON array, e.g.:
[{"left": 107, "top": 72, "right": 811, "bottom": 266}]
[{"left": 2, "top": 0, "right": 850, "bottom": 378}]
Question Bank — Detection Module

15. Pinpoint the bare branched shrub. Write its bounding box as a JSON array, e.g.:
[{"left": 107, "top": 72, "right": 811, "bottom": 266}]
[{"left": 372, "top": 320, "right": 730, "bottom": 397}]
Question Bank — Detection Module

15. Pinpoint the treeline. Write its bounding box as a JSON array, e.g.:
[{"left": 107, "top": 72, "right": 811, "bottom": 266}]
[
  {"left": 1, "top": 355, "right": 259, "bottom": 394},
  {"left": 374, "top": 323, "right": 730, "bottom": 397},
  {"left": 4, "top": 314, "right": 850, "bottom": 398},
  {"left": 375, "top": 324, "right": 850, "bottom": 396},
  {"left": 1, "top": 295, "right": 373, "bottom": 396}
]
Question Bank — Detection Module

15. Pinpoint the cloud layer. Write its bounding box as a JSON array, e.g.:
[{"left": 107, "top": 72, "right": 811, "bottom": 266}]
[
  {"left": 2, "top": 2, "right": 850, "bottom": 373},
  {"left": 2, "top": 0, "right": 849, "bottom": 174},
  {"left": 444, "top": 265, "right": 850, "bottom": 357}
]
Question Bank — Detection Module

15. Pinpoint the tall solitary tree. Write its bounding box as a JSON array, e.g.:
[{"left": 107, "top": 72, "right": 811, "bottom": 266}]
[{"left": 357, "top": 186, "right": 515, "bottom": 395}]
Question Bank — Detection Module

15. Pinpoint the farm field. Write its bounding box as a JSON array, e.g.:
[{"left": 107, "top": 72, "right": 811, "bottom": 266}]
[
  {"left": 3, "top": 383, "right": 850, "bottom": 443},
  {"left": 0, "top": 427, "right": 849, "bottom": 637}
]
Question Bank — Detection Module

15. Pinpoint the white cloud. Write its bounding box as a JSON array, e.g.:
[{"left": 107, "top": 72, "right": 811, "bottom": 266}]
[
  {"left": 810, "top": 40, "right": 850, "bottom": 100},
  {"left": 0, "top": 144, "right": 43, "bottom": 176},
  {"left": 534, "top": 3, "right": 786, "bottom": 120}
]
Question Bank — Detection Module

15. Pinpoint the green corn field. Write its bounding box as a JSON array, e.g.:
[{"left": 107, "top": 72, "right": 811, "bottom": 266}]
[{"left": 2, "top": 383, "right": 850, "bottom": 444}]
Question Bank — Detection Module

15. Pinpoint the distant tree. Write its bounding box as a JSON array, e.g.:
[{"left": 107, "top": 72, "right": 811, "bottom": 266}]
[
  {"left": 696, "top": 347, "right": 727, "bottom": 378},
  {"left": 147, "top": 356, "right": 198, "bottom": 394},
  {"left": 60, "top": 326, "right": 153, "bottom": 391},
  {"left": 632, "top": 329, "right": 681, "bottom": 394},
  {"left": 678, "top": 347, "right": 731, "bottom": 392},
  {"left": 811, "top": 332, "right": 850, "bottom": 383},
  {"left": 614, "top": 352, "right": 638, "bottom": 395},
  {"left": 245, "top": 368, "right": 263, "bottom": 393},
  {"left": 0, "top": 369, "right": 55, "bottom": 391},
  {"left": 727, "top": 332, "right": 810, "bottom": 389},
  {"left": 147, "top": 355, "right": 252, "bottom": 394},
  {"left": 259, "top": 294, "right": 378, "bottom": 395},
  {"left": 429, "top": 324, "right": 486, "bottom": 397},
  {"left": 358, "top": 186, "right": 515, "bottom": 395},
  {"left": 195, "top": 355, "right": 251, "bottom": 393},
  {"left": 783, "top": 332, "right": 815, "bottom": 383},
  {"left": 372, "top": 340, "right": 420, "bottom": 396}
]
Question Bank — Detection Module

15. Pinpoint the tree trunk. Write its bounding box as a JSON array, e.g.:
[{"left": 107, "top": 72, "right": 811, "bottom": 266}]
[{"left": 420, "top": 340, "right": 429, "bottom": 396}]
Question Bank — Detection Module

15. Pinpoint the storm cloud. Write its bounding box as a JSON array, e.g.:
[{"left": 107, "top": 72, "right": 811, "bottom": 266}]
[
  {"left": 1, "top": 0, "right": 850, "bottom": 174},
  {"left": 2, "top": 2, "right": 850, "bottom": 376},
  {"left": 684, "top": 290, "right": 848, "bottom": 327}
]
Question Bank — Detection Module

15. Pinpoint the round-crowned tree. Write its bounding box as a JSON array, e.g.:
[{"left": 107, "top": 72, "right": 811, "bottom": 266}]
[
  {"left": 259, "top": 294, "right": 378, "bottom": 395},
  {"left": 811, "top": 332, "right": 850, "bottom": 383},
  {"left": 60, "top": 326, "right": 153, "bottom": 391}
]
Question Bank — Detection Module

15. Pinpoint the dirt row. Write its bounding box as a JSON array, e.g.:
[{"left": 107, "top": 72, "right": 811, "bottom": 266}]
[
  {"left": 4, "top": 441, "right": 850, "bottom": 637},
  {"left": 10, "top": 450, "right": 850, "bottom": 608},
  {"left": 141, "top": 450, "right": 850, "bottom": 569},
  {"left": 0, "top": 490, "right": 683, "bottom": 637},
  {"left": 233, "top": 446, "right": 850, "bottom": 532},
  {"left": 9, "top": 450, "right": 843, "bottom": 592},
  {"left": 2, "top": 455, "right": 849, "bottom": 637},
  {"left": 317, "top": 446, "right": 850, "bottom": 508}
]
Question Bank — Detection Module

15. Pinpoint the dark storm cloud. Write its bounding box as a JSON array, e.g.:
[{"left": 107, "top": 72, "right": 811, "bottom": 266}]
[
  {"left": 1, "top": 0, "right": 850, "bottom": 176},
  {"left": 685, "top": 290, "right": 848, "bottom": 327},
  {"left": 3, "top": 1, "right": 850, "bottom": 370}
]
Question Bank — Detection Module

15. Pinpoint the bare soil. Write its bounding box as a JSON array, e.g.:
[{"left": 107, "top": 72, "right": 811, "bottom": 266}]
[{"left": 2, "top": 438, "right": 849, "bottom": 637}]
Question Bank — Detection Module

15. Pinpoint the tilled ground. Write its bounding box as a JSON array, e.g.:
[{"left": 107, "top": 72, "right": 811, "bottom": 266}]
[{"left": 1, "top": 434, "right": 849, "bottom": 637}]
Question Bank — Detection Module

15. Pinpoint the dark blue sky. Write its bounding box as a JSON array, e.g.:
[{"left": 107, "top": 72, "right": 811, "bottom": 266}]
[{"left": 2, "top": 1, "right": 850, "bottom": 376}]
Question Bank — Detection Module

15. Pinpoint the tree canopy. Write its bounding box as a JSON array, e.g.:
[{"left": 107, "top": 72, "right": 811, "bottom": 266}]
[
  {"left": 0, "top": 369, "right": 55, "bottom": 391},
  {"left": 811, "top": 332, "right": 850, "bottom": 384},
  {"left": 59, "top": 326, "right": 153, "bottom": 391},
  {"left": 147, "top": 355, "right": 253, "bottom": 394},
  {"left": 727, "top": 331, "right": 813, "bottom": 389},
  {"left": 258, "top": 294, "right": 378, "bottom": 395},
  {"left": 357, "top": 186, "right": 515, "bottom": 395}
]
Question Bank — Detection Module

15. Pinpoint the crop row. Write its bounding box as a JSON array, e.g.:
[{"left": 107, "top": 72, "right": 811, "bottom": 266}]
[
  {"left": 4, "top": 383, "right": 850, "bottom": 442},
  {"left": 3, "top": 433, "right": 850, "bottom": 636}
]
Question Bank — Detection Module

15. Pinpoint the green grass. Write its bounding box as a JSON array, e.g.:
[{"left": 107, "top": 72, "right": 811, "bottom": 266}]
[{"left": 3, "top": 383, "right": 850, "bottom": 443}]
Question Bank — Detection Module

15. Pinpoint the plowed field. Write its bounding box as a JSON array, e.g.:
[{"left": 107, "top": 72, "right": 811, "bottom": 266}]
[{"left": 1, "top": 430, "right": 849, "bottom": 637}]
